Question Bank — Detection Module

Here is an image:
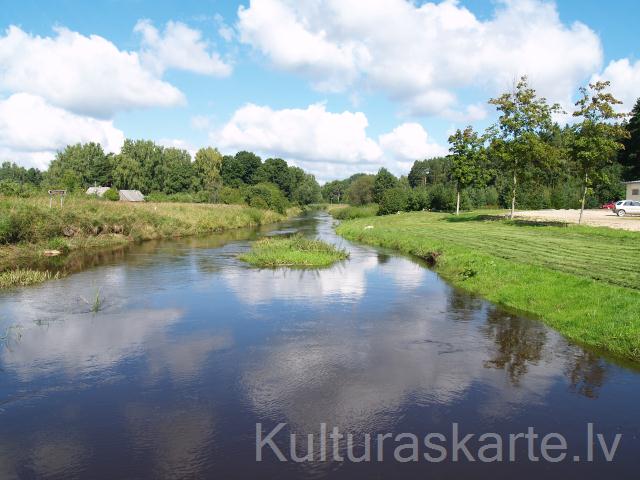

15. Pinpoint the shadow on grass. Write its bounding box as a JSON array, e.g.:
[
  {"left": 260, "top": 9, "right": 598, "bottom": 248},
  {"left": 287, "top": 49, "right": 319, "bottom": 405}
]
[
  {"left": 443, "top": 214, "right": 507, "bottom": 223},
  {"left": 442, "top": 214, "right": 570, "bottom": 228}
]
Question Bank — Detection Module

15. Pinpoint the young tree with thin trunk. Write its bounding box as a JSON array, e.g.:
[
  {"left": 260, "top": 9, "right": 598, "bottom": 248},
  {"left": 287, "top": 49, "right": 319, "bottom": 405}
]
[
  {"left": 488, "top": 76, "right": 562, "bottom": 218},
  {"left": 448, "top": 126, "right": 488, "bottom": 215},
  {"left": 572, "top": 81, "right": 629, "bottom": 224}
]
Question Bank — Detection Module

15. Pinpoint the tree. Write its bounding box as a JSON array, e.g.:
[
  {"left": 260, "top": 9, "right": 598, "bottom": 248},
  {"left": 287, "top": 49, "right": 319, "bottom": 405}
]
[
  {"left": 619, "top": 98, "right": 640, "bottom": 181},
  {"left": 321, "top": 179, "right": 349, "bottom": 203},
  {"left": 448, "top": 126, "right": 489, "bottom": 215},
  {"left": 115, "top": 139, "right": 163, "bottom": 193},
  {"left": 256, "top": 158, "right": 292, "bottom": 197},
  {"left": 47, "top": 142, "right": 110, "bottom": 189},
  {"left": 221, "top": 155, "right": 245, "bottom": 186},
  {"left": 193, "top": 147, "right": 223, "bottom": 200},
  {"left": 111, "top": 151, "right": 145, "bottom": 191},
  {"left": 408, "top": 160, "right": 431, "bottom": 187},
  {"left": 346, "top": 175, "right": 375, "bottom": 205},
  {"left": 235, "top": 151, "right": 262, "bottom": 184},
  {"left": 572, "top": 81, "right": 629, "bottom": 224},
  {"left": 372, "top": 168, "right": 397, "bottom": 203},
  {"left": 292, "top": 173, "right": 322, "bottom": 205},
  {"left": 161, "top": 148, "right": 193, "bottom": 194},
  {"left": 488, "top": 76, "right": 562, "bottom": 218}
]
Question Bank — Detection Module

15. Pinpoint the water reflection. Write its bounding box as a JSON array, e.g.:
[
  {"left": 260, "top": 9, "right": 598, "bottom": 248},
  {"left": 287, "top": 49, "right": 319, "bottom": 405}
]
[
  {"left": 0, "top": 211, "right": 638, "bottom": 478},
  {"left": 482, "top": 308, "right": 549, "bottom": 386}
]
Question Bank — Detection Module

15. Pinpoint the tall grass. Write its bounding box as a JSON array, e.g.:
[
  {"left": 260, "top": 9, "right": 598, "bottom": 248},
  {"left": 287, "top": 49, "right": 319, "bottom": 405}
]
[
  {"left": 0, "top": 195, "right": 294, "bottom": 287},
  {"left": 239, "top": 234, "right": 349, "bottom": 268},
  {"left": 337, "top": 211, "right": 640, "bottom": 362},
  {"left": 0, "top": 269, "right": 62, "bottom": 288},
  {"left": 328, "top": 204, "right": 378, "bottom": 220}
]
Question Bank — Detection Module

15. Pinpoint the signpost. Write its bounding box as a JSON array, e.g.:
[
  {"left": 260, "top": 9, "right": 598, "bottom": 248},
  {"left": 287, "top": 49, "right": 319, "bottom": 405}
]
[{"left": 48, "top": 189, "right": 66, "bottom": 208}]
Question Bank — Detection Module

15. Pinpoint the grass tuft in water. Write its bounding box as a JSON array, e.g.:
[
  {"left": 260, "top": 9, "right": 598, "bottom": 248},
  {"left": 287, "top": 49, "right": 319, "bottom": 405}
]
[
  {"left": 239, "top": 233, "right": 349, "bottom": 268},
  {"left": 0, "top": 269, "right": 62, "bottom": 288}
]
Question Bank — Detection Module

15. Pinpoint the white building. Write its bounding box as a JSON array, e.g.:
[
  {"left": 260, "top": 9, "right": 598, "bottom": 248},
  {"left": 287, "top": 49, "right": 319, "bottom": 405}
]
[{"left": 625, "top": 180, "right": 640, "bottom": 201}]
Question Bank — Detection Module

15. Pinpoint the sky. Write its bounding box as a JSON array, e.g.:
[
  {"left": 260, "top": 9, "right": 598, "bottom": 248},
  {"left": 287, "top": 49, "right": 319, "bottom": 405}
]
[{"left": 1, "top": 0, "right": 639, "bottom": 182}]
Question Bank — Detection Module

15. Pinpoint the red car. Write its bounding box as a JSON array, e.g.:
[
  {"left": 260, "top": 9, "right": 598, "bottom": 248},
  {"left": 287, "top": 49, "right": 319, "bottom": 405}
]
[{"left": 601, "top": 201, "right": 616, "bottom": 209}]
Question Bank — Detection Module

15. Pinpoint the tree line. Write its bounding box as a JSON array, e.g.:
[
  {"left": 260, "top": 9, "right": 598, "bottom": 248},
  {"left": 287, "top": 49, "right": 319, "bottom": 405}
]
[
  {"left": 323, "top": 78, "right": 639, "bottom": 222},
  {"left": 0, "top": 142, "right": 323, "bottom": 213}
]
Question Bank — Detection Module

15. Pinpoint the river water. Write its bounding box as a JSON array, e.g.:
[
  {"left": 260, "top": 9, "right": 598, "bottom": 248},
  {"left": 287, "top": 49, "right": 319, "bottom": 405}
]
[{"left": 0, "top": 212, "right": 638, "bottom": 479}]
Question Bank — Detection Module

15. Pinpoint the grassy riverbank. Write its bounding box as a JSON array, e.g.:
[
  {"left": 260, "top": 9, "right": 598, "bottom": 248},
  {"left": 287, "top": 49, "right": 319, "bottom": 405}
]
[
  {"left": 327, "top": 204, "right": 378, "bottom": 220},
  {"left": 239, "top": 234, "right": 348, "bottom": 268},
  {"left": 336, "top": 211, "right": 640, "bottom": 362},
  {"left": 0, "top": 196, "right": 295, "bottom": 288}
]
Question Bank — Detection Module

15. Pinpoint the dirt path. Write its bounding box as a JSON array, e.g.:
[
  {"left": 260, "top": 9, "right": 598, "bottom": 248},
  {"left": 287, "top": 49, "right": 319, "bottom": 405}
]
[{"left": 514, "top": 209, "right": 640, "bottom": 232}]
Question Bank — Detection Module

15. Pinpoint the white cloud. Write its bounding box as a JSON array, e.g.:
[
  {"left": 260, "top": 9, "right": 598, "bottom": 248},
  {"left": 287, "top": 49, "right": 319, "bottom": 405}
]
[
  {"left": 0, "top": 25, "right": 185, "bottom": 118},
  {"left": 0, "top": 93, "right": 125, "bottom": 169},
  {"left": 592, "top": 58, "right": 640, "bottom": 112},
  {"left": 236, "top": 0, "right": 602, "bottom": 117},
  {"left": 212, "top": 102, "right": 383, "bottom": 164},
  {"left": 379, "top": 123, "right": 448, "bottom": 172},
  {"left": 211, "top": 103, "right": 446, "bottom": 180},
  {"left": 135, "top": 20, "right": 232, "bottom": 77}
]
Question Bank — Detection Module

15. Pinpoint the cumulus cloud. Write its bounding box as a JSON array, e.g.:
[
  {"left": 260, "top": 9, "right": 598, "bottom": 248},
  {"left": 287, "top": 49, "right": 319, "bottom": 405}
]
[
  {"left": 379, "top": 122, "right": 448, "bottom": 171},
  {"left": 0, "top": 93, "right": 125, "bottom": 169},
  {"left": 211, "top": 103, "right": 445, "bottom": 180},
  {"left": 135, "top": 20, "right": 232, "bottom": 77},
  {"left": 212, "top": 102, "right": 383, "bottom": 164},
  {"left": 592, "top": 58, "right": 640, "bottom": 112},
  {"left": 236, "top": 0, "right": 603, "bottom": 116},
  {"left": 0, "top": 25, "right": 185, "bottom": 118}
]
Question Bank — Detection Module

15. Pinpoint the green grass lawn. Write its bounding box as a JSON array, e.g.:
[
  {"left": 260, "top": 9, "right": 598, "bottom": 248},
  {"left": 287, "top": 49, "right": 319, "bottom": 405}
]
[
  {"left": 239, "top": 234, "right": 348, "bottom": 268},
  {"left": 336, "top": 211, "right": 640, "bottom": 362}
]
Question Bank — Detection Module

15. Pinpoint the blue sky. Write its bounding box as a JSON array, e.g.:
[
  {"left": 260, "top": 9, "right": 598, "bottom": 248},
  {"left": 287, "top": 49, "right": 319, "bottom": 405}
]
[{"left": 1, "top": 0, "right": 639, "bottom": 181}]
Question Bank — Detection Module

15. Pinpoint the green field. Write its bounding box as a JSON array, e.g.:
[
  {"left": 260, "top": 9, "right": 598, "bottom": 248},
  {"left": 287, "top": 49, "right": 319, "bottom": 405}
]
[
  {"left": 239, "top": 233, "right": 348, "bottom": 268},
  {"left": 336, "top": 211, "right": 640, "bottom": 362}
]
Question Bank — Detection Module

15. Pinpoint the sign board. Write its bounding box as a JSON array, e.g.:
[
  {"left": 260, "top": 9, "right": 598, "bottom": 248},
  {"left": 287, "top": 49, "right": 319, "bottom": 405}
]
[{"left": 48, "top": 189, "right": 67, "bottom": 208}]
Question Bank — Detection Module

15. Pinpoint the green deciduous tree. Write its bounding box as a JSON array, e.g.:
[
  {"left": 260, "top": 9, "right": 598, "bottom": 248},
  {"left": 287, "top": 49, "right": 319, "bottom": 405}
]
[
  {"left": 292, "top": 173, "right": 322, "bottom": 205},
  {"left": 448, "top": 126, "right": 489, "bottom": 215},
  {"left": 373, "top": 168, "right": 397, "bottom": 203},
  {"left": 256, "top": 158, "right": 292, "bottom": 197},
  {"left": 235, "top": 151, "right": 262, "bottom": 184},
  {"left": 47, "top": 142, "right": 110, "bottom": 189},
  {"left": 347, "top": 174, "right": 375, "bottom": 205},
  {"left": 193, "top": 147, "right": 223, "bottom": 200},
  {"left": 160, "top": 148, "right": 193, "bottom": 194},
  {"left": 488, "top": 76, "right": 562, "bottom": 218},
  {"left": 572, "top": 81, "right": 629, "bottom": 224}
]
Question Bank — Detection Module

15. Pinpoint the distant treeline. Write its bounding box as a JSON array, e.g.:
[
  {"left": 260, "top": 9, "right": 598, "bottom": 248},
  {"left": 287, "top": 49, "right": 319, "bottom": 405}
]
[
  {"left": 323, "top": 78, "right": 640, "bottom": 216},
  {"left": 0, "top": 142, "right": 322, "bottom": 213}
]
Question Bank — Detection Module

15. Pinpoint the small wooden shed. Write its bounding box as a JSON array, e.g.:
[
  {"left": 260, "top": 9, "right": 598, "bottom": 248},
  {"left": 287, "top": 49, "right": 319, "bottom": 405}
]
[{"left": 119, "top": 190, "right": 145, "bottom": 202}]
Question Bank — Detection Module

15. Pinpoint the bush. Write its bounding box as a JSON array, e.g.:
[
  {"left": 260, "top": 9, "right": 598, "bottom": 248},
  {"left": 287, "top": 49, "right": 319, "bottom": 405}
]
[
  {"left": 378, "top": 187, "right": 410, "bottom": 215},
  {"left": 0, "top": 180, "right": 38, "bottom": 198},
  {"left": 407, "top": 188, "right": 431, "bottom": 211},
  {"left": 219, "top": 186, "right": 246, "bottom": 205},
  {"left": 428, "top": 183, "right": 456, "bottom": 212},
  {"left": 103, "top": 188, "right": 120, "bottom": 201},
  {"left": 245, "top": 183, "right": 289, "bottom": 214}
]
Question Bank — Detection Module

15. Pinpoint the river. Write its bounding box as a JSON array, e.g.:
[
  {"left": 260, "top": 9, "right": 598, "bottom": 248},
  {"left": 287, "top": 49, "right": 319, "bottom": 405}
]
[{"left": 0, "top": 211, "right": 638, "bottom": 479}]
